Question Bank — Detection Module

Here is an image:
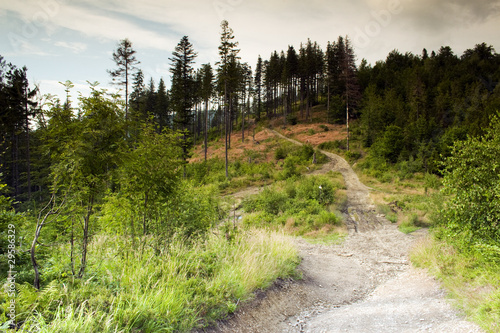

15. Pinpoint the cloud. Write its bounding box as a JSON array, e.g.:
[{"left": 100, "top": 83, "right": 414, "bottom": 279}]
[
  {"left": 54, "top": 41, "right": 87, "bottom": 53},
  {"left": 397, "top": 0, "right": 500, "bottom": 31},
  {"left": 2, "top": 0, "right": 178, "bottom": 52}
]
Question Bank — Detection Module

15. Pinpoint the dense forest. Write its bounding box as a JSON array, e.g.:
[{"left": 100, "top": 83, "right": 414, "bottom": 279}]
[{"left": 1, "top": 18, "right": 499, "bottom": 332}]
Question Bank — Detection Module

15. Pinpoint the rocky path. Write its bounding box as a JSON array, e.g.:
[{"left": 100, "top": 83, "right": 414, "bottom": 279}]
[{"left": 199, "top": 130, "right": 483, "bottom": 333}]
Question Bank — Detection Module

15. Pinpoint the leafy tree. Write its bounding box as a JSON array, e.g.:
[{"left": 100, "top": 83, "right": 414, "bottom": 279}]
[
  {"left": 51, "top": 84, "right": 125, "bottom": 278},
  {"left": 108, "top": 38, "right": 140, "bottom": 121},
  {"left": 118, "top": 123, "right": 183, "bottom": 236},
  {"left": 441, "top": 115, "right": 500, "bottom": 245},
  {"left": 129, "top": 69, "right": 146, "bottom": 119}
]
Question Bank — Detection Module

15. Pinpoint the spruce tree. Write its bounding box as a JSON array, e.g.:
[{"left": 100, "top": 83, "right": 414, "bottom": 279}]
[
  {"left": 254, "top": 56, "right": 263, "bottom": 121},
  {"left": 169, "top": 36, "right": 198, "bottom": 172},
  {"left": 200, "top": 63, "right": 214, "bottom": 161},
  {"left": 108, "top": 38, "right": 140, "bottom": 122},
  {"left": 216, "top": 20, "right": 240, "bottom": 178}
]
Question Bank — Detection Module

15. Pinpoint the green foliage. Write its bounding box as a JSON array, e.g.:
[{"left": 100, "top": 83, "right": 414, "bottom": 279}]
[
  {"left": 441, "top": 115, "right": 500, "bottom": 244},
  {"left": 372, "top": 125, "right": 404, "bottom": 163},
  {"left": 411, "top": 235, "right": 500, "bottom": 332},
  {"left": 344, "top": 150, "right": 361, "bottom": 163},
  {"left": 278, "top": 156, "right": 301, "bottom": 180},
  {"left": 318, "top": 140, "right": 347, "bottom": 152},
  {"left": 286, "top": 113, "right": 298, "bottom": 125},
  {"left": 0, "top": 229, "right": 298, "bottom": 332},
  {"left": 242, "top": 175, "right": 344, "bottom": 237},
  {"left": 399, "top": 213, "right": 420, "bottom": 234}
]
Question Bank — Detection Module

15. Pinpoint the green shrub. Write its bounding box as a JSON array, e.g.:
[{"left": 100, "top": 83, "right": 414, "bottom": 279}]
[
  {"left": 318, "top": 140, "right": 346, "bottom": 151},
  {"left": 399, "top": 214, "right": 420, "bottom": 234},
  {"left": 345, "top": 150, "right": 361, "bottom": 163},
  {"left": 286, "top": 114, "right": 298, "bottom": 125},
  {"left": 3, "top": 229, "right": 299, "bottom": 332},
  {"left": 441, "top": 115, "right": 500, "bottom": 243}
]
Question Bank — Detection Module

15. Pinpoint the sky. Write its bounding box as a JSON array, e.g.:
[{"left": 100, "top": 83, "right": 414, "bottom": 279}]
[{"left": 1, "top": 0, "right": 499, "bottom": 101}]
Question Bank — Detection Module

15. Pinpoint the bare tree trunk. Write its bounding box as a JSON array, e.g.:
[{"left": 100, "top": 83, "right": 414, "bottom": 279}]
[
  {"left": 241, "top": 98, "right": 245, "bottom": 143},
  {"left": 225, "top": 83, "right": 229, "bottom": 178},
  {"left": 25, "top": 99, "right": 31, "bottom": 201},
  {"left": 30, "top": 224, "right": 42, "bottom": 290},
  {"left": 78, "top": 195, "right": 93, "bottom": 278},
  {"left": 30, "top": 193, "right": 66, "bottom": 289},
  {"left": 204, "top": 98, "right": 209, "bottom": 161},
  {"left": 346, "top": 95, "right": 350, "bottom": 151}
]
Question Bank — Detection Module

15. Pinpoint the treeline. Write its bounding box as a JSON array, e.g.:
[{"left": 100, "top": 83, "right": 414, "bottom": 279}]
[{"left": 358, "top": 43, "right": 500, "bottom": 174}]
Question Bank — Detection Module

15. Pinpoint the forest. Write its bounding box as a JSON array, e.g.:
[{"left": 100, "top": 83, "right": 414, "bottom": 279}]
[{"left": 1, "top": 19, "right": 499, "bottom": 332}]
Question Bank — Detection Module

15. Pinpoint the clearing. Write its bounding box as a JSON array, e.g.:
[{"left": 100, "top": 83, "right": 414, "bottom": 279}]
[{"left": 198, "top": 127, "right": 483, "bottom": 333}]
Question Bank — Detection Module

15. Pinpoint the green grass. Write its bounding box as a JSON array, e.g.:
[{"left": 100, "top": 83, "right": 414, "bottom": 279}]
[
  {"left": 241, "top": 174, "right": 347, "bottom": 241},
  {"left": 411, "top": 234, "right": 500, "bottom": 332},
  {"left": 1, "top": 229, "right": 299, "bottom": 332},
  {"left": 398, "top": 213, "right": 420, "bottom": 234}
]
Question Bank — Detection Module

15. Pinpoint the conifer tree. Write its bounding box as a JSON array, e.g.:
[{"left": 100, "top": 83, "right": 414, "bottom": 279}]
[
  {"left": 216, "top": 20, "right": 240, "bottom": 178},
  {"left": 155, "top": 78, "right": 169, "bottom": 131},
  {"left": 108, "top": 38, "right": 140, "bottom": 122},
  {"left": 169, "top": 36, "right": 198, "bottom": 172},
  {"left": 200, "top": 63, "right": 214, "bottom": 161},
  {"left": 254, "top": 56, "right": 263, "bottom": 121}
]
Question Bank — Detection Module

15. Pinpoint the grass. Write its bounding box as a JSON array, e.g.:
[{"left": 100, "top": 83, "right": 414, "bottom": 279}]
[
  {"left": 411, "top": 235, "right": 500, "bottom": 332},
  {"left": 2, "top": 229, "right": 299, "bottom": 332},
  {"left": 241, "top": 174, "right": 347, "bottom": 242}
]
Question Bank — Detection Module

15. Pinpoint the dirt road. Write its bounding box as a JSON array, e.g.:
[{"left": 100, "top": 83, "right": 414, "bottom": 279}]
[{"left": 199, "top": 130, "right": 483, "bottom": 333}]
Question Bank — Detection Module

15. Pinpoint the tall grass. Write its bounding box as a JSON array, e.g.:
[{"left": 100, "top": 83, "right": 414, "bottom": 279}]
[
  {"left": 241, "top": 174, "right": 347, "bottom": 240},
  {"left": 3, "top": 229, "right": 298, "bottom": 332},
  {"left": 411, "top": 234, "right": 500, "bottom": 332}
]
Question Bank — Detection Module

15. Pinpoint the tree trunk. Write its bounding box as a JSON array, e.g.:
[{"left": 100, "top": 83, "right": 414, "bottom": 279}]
[
  {"left": 346, "top": 95, "right": 350, "bottom": 151},
  {"left": 25, "top": 97, "right": 31, "bottom": 201},
  {"left": 78, "top": 195, "right": 93, "bottom": 278},
  {"left": 30, "top": 225, "right": 42, "bottom": 289},
  {"left": 225, "top": 82, "right": 229, "bottom": 178},
  {"left": 204, "top": 98, "right": 209, "bottom": 161}
]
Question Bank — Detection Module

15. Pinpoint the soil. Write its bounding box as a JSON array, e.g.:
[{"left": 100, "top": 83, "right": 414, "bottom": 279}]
[{"left": 196, "top": 129, "right": 484, "bottom": 333}]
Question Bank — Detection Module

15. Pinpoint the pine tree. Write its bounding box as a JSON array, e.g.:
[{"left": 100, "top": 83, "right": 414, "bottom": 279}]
[
  {"left": 340, "top": 36, "right": 361, "bottom": 150},
  {"left": 155, "top": 78, "right": 169, "bottom": 131},
  {"left": 200, "top": 63, "right": 214, "bottom": 161},
  {"left": 108, "top": 38, "right": 140, "bottom": 122},
  {"left": 216, "top": 20, "right": 240, "bottom": 178},
  {"left": 169, "top": 36, "right": 198, "bottom": 172},
  {"left": 254, "top": 56, "right": 263, "bottom": 121}
]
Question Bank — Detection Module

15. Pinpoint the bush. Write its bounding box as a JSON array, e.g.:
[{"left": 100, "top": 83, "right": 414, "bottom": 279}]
[
  {"left": 2, "top": 229, "right": 299, "bottom": 332},
  {"left": 441, "top": 115, "right": 500, "bottom": 243},
  {"left": 345, "top": 150, "right": 361, "bottom": 163},
  {"left": 242, "top": 175, "right": 344, "bottom": 238},
  {"left": 286, "top": 114, "right": 298, "bottom": 125},
  {"left": 318, "top": 140, "right": 346, "bottom": 151}
]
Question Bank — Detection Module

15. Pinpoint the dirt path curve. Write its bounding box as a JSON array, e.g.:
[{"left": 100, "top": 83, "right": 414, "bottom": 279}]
[{"left": 199, "top": 130, "right": 483, "bottom": 333}]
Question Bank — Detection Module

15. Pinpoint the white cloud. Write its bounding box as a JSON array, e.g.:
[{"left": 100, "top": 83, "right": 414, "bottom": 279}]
[{"left": 54, "top": 41, "right": 87, "bottom": 53}]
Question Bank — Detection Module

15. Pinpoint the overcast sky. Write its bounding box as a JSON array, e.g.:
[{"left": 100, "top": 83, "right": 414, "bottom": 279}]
[{"left": 1, "top": 0, "right": 499, "bottom": 100}]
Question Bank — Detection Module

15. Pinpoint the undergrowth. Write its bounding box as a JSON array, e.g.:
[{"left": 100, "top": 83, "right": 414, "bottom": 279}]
[
  {"left": 0, "top": 229, "right": 299, "bottom": 332},
  {"left": 411, "top": 233, "right": 500, "bottom": 332},
  {"left": 241, "top": 173, "right": 347, "bottom": 241}
]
